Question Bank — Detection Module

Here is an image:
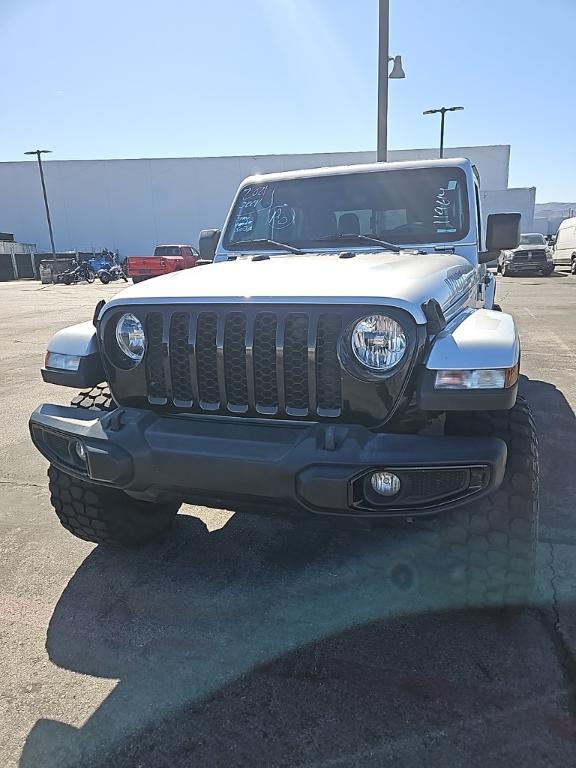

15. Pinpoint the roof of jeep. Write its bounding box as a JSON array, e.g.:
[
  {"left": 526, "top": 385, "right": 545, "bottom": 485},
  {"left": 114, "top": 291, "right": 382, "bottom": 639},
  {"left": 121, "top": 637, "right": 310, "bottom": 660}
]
[{"left": 241, "top": 157, "right": 473, "bottom": 185}]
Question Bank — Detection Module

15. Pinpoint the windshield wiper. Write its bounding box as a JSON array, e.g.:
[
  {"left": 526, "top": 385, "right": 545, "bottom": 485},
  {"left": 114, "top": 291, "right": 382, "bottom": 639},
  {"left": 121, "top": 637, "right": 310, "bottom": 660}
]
[
  {"left": 317, "top": 233, "right": 401, "bottom": 252},
  {"left": 229, "top": 238, "right": 304, "bottom": 255}
]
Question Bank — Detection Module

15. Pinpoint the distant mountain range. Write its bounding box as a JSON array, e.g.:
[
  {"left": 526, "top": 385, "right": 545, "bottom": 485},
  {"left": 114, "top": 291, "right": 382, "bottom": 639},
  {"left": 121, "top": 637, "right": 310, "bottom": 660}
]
[{"left": 535, "top": 202, "right": 576, "bottom": 216}]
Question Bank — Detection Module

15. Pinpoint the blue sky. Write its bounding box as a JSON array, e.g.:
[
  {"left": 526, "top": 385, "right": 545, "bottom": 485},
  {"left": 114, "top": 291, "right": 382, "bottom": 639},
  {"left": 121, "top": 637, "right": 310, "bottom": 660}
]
[{"left": 1, "top": 0, "right": 574, "bottom": 201}]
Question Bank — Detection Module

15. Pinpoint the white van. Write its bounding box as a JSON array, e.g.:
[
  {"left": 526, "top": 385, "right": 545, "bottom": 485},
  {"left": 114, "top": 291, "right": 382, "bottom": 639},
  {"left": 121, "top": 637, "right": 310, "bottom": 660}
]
[{"left": 552, "top": 217, "right": 576, "bottom": 272}]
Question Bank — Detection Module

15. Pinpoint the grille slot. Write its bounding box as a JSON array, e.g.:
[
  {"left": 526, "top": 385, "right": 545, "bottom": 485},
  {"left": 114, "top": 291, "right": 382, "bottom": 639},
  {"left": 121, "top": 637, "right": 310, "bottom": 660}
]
[
  {"left": 145, "top": 313, "right": 166, "bottom": 402},
  {"left": 224, "top": 313, "right": 248, "bottom": 410},
  {"left": 283, "top": 314, "right": 309, "bottom": 413},
  {"left": 170, "top": 312, "right": 193, "bottom": 404},
  {"left": 316, "top": 314, "right": 342, "bottom": 414},
  {"left": 253, "top": 313, "right": 278, "bottom": 412},
  {"left": 196, "top": 312, "right": 219, "bottom": 407},
  {"left": 143, "top": 307, "right": 343, "bottom": 418}
]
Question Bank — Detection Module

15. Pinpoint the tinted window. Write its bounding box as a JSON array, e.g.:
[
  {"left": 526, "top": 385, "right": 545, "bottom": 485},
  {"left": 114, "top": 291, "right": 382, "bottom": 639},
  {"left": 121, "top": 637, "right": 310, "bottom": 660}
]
[
  {"left": 155, "top": 246, "right": 181, "bottom": 256},
  {"left": 519, "top": 234, "right": 546, "bottom": 245},
  {"left": 224, "top": 168, "right": 470, "bottom": 249}
]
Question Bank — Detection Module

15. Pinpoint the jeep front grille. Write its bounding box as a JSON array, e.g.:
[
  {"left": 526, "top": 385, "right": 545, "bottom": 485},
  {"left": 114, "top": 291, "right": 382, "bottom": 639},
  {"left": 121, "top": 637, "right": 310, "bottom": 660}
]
[{"left": 143, "top": 308, "right": 343, "bottom": 418}]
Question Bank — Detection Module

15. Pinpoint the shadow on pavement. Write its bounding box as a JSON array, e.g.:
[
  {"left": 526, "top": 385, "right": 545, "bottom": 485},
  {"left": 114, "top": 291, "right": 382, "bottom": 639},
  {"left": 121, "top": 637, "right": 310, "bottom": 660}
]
[{"left": 19, "top": 378, "right": 576, "bottom": 768}]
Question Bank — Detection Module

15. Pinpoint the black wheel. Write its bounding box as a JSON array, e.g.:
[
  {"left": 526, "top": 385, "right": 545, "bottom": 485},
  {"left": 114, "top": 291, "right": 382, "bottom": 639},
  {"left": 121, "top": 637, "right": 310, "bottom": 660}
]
[
  {"left": 85, "top": 268, "right": 96, "bottom": 284},
  {"left": 501, "top": 264, "right": 509, "bottom": 277},
  {"left": 429, "top": 396, "right": 539, "bottom": 608},
  {"left": 99, "top": 271, "right": 111, "bottom": 285},
  {"left": 48, "top": 466, "right": 180, "bottom": 546},
  {"left": 132, "top": 276, "right": 146, "bottom": 284},
  {"left": 62, "top": 273, "right": 73, "bottom": 285},
  {"left": 571, "top": 258, "right": 576, "bottom": 275},
  {"left": 71, "top": 383, "right": 115, "bottom": 411}
]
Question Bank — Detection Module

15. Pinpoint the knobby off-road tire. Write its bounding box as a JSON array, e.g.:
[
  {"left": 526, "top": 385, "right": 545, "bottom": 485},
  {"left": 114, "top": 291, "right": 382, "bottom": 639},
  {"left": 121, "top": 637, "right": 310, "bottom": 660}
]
[
  {"left": 430, "top": 396, "right": 539, "bottom": 608},
  {"left": 48, "top": 467, "right": 180, "bottom": 546},
  {"left": 71, "top": 383, "right": 115, "bottom": 412},
  {"left": 46, "top": 384, "right": 180, "bottom": 546}
]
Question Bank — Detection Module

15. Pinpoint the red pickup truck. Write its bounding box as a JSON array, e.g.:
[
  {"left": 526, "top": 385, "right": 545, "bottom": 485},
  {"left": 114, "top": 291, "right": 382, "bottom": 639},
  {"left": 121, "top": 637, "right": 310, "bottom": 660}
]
[{"left": 127, "top": 244, "right": 199, "bottom": 283}]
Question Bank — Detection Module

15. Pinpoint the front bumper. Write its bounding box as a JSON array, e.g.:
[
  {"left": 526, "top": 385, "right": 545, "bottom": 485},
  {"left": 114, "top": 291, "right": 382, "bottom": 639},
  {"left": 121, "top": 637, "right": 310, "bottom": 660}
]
[
  {"left": 30, "top": 405, "right": 507, "bottom": 519},
  {"left": 505, "top": 260, "right": 550, "bottom": 273}
]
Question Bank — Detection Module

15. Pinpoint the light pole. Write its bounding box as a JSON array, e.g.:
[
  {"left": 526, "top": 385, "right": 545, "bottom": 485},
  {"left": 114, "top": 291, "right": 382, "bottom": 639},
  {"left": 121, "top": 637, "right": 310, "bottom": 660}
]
[
  {"left": 423, "top": 106, "right": 464, "bottom": 159},
  {"left": 24, "top": 149, "right": 57, "bottom": 279},
  {"left": 377, "top": 0, "right": 405, "bottom": 163}
]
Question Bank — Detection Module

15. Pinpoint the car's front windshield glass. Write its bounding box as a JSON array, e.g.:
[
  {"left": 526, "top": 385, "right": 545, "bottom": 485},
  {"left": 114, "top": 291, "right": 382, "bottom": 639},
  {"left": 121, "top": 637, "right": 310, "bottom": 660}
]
[
  {"left": 519, "top": 234, "right": 546, "bottom": 245},
  {"left": 223, "top": 167, "right": 470, "bottom": 250}
]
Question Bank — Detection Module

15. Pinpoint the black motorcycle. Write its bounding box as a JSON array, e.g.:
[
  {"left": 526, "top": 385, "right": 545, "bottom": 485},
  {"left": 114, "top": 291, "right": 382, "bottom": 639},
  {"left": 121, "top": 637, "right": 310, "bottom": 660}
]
[{"left": 59, "top": 261, "right": 96, "bottom": 285}]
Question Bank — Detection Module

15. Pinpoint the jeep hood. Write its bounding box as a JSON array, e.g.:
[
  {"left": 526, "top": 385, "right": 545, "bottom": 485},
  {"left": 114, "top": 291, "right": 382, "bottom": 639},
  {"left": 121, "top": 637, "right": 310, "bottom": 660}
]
[{"left": 103, "top": 251, "right": 478, "bottom": 325}]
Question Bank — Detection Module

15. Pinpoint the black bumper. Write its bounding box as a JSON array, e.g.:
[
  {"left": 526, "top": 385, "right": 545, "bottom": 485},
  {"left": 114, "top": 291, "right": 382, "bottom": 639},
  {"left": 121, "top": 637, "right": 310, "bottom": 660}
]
[
  {"left": 30, "top": 405, "right": 507, "bottom": 519},
  {"left": 505, "top": 262, "right": 550, "bottom": 273}
]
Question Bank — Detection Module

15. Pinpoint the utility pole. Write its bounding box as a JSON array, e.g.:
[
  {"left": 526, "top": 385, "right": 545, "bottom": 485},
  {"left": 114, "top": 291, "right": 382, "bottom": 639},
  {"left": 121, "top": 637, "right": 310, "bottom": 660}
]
[
  {"left": 24, "top": 149, "right": 57, "bottom": 279},
  {"left": 423, "top": 106, "right": 464, "bottom": 158},
  {"left": 377, "top": 0, "right": 405, "bottom": 162},
  {"left": 377, "top": 0, "right": 390, "bottom": 163}
]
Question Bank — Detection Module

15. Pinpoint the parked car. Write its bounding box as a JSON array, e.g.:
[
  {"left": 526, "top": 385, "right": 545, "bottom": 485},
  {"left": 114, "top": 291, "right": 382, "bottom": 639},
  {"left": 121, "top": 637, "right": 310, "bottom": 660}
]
[
  {"left": 127, "top": 244, "right": 199, "bottom": 283},
  {"left": 499, "top": 232, "right": 554, "bottom": 276},
  {"left": 31, "top": 158, "right": 537, "bottom": 609},
  {"left": 551, "top": 217, "right": 576, "bottom": 273}
]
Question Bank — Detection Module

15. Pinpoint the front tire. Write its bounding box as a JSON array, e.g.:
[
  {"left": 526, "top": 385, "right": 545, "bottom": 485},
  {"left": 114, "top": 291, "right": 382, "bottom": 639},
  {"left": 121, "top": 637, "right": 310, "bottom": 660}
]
[
  {"left": 48, "top": 466, "right": 180, "bottom": 546},
  {"left": 48, "top": 382, "right": 180, "bottom": 545},
  {"left": 571, "top": 258, "right": 576, "bottom": 275},
  {"left": 432, "top": 396, "right": 539, "bottom": 608},
  {"left": 86, "top": 269, "right": 96, "bottom": 284},
  {"left": 71, "top": 383, "right": 115, "bottom": 411}
]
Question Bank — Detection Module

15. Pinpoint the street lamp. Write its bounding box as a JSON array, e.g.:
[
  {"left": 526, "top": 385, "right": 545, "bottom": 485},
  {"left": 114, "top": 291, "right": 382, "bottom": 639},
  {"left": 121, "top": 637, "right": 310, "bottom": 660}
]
[
  {"left": 423, "top": 106, "right": 464, "bottom": 159},
  {"left": 377, "top": 0, "right": 405, "bottom": 163},
  {"left": 24, "top": 149, "right": 57, "bottom": 279}
]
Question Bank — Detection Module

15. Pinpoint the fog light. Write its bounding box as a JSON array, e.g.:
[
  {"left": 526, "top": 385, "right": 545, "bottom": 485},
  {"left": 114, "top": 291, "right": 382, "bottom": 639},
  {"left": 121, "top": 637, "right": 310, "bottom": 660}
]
[
  {"left": 74, "top": 441, "right": 86, "bottom": 462},
  {"left": 370, "top": 471, "right": 401, "bottom": 497}
]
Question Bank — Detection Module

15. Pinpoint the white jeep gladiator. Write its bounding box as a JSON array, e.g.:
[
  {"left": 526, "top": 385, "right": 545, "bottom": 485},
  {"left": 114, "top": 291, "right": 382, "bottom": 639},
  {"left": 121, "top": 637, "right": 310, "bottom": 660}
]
[{"left": 30, "top": 158, "right": 538, "bottom": 607}]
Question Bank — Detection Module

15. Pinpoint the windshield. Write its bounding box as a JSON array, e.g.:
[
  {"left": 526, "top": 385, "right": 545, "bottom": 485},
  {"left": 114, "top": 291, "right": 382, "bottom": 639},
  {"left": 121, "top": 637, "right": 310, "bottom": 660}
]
[
  {"left": 519, "top": 234, "right": 546, "bottom": 245},
  {"left": 224, "top": 167, "right": 470, "bottom": 250}
]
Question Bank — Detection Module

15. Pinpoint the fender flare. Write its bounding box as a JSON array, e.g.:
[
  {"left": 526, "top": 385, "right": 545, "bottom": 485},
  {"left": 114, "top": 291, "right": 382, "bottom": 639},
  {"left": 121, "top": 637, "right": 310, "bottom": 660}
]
[
  {"left": 42, "top": 322, "right": 105, "bottom": 388},
  {"left": 418, "top": 309, "right": 520, "bottom": 411}
]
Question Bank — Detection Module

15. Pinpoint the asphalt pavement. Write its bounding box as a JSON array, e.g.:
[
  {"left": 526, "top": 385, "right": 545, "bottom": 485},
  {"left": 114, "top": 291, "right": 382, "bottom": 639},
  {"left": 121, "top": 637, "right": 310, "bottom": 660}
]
[{"left": 1, "top": 272, "right": 576, "bottom": 768}]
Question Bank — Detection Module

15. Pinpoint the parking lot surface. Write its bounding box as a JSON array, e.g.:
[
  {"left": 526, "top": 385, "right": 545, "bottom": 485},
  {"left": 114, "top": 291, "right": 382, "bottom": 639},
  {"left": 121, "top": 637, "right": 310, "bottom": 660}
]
[{"left": 1, "top": 273, "right": 576, "bottom": 768}]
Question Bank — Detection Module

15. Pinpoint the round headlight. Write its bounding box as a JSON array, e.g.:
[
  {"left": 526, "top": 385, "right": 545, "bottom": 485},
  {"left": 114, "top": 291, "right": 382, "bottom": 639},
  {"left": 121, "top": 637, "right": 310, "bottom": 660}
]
[
  {"left": 115, "top": 313, "right": 146, "bottom": 363},
  {"left": 351, "top": 315, "right": 407, "bottom": 371}
]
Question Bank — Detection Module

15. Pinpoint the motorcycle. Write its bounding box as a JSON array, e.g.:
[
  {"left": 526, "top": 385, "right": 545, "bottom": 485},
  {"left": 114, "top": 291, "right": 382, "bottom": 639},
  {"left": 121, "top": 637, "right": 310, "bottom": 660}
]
[
  {"left": 98, "top": 261, "right": 128, "bottom": 284},
  {"left": 59, "top": 260, "right": 96, "bottom": 285}
]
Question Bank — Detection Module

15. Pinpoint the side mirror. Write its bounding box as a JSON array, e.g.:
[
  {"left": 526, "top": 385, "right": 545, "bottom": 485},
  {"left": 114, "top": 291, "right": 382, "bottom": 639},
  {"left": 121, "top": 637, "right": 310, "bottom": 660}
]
[
  {"left": 479, "top": 213, "right": 521, "bottom": 264},
  {"left": 486, "top": 213, "right": 521, "bottom": 251},
  {"left": 198, "top": 229, "right": 221, "bottom": 263}
]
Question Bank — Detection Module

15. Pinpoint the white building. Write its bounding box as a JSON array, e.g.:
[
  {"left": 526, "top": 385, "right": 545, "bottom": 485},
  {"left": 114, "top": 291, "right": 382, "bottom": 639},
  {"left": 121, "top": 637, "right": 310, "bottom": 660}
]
[{"left": 0, "top": 144, "right": 535, "bottom": 256}]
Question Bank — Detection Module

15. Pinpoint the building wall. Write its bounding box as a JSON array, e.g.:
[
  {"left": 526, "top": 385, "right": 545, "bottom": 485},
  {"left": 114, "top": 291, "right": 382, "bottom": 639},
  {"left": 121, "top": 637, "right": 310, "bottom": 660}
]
[
  {"left": 481, "top": 187, "right": 536, "bottom": 233},
  {"left": 0, "top": 145, "right": 514, "bottom": 254}
]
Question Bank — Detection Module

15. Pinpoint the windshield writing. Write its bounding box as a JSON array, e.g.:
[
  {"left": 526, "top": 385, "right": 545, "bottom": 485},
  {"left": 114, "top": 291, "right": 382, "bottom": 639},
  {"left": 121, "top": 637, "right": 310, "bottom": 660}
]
[{"left": 224, "top": 168, "right": 470, "bottom": 249}]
